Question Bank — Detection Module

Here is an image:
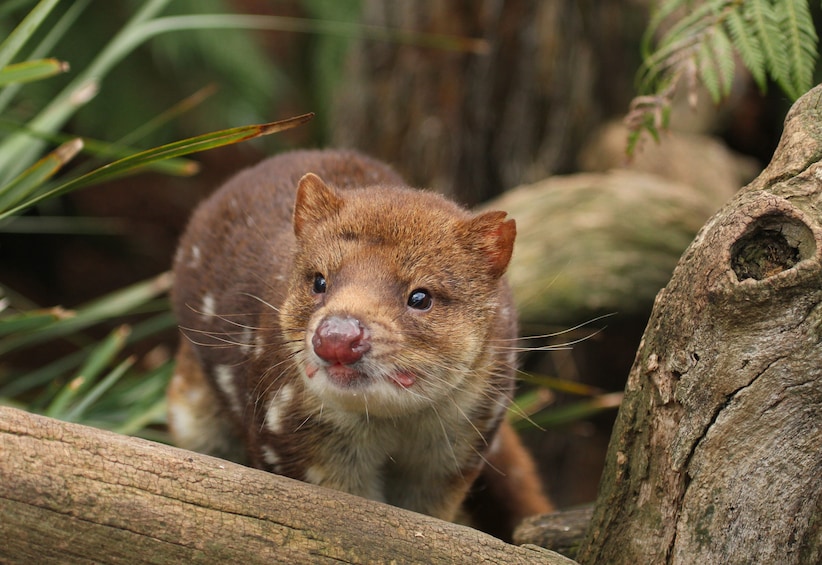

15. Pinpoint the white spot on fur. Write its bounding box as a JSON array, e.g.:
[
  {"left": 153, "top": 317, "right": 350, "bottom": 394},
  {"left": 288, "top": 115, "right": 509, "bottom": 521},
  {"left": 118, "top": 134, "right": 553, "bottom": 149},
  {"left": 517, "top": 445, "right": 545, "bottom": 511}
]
[
  {"left": 254, "top": 332, "right": 266, "bottom": 358},
  {"left": 214, "top": 364, "right": 241, "bottom": 413},
  {"left": 265, "top": 384, "right": 294, "bottom": 434},
  {"left": 240, "top": 327, "right": 253, "bottom": 355},
  {"left": 304, "top": 465, "right": 325, "bottom": 485},
  {"left": 201, "top": 293, "right": 215, "bottom": 318},
  {"left": 188, "top": 245, "right": 201, "bottom": 268},
  {"left": 261, "top": 446, "right": 281, "bottom": 467}
]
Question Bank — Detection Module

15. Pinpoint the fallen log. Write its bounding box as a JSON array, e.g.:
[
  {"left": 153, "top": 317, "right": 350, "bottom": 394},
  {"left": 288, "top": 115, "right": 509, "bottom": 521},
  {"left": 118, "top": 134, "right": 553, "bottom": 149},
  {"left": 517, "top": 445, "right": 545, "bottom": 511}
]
[{"left": 0, "top": 406, "right": 573, "bottom": 564}]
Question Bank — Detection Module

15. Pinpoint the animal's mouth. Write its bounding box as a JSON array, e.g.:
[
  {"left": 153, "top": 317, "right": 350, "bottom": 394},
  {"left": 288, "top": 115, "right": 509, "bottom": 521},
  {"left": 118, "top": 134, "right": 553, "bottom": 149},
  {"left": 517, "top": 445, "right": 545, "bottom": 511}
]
[
  {"left": 325, "top": 364, "right": 367, "bottom": 387},
  {"left": 306, "top": 361, "right": 416, "bottom": 389}
]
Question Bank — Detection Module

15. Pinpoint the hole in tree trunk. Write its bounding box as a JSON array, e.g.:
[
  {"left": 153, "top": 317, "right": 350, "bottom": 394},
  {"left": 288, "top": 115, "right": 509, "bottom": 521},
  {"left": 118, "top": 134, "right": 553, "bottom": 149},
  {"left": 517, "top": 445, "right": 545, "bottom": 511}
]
[{"left": 730, "top": 213, "right": 815, "bottom": 281}]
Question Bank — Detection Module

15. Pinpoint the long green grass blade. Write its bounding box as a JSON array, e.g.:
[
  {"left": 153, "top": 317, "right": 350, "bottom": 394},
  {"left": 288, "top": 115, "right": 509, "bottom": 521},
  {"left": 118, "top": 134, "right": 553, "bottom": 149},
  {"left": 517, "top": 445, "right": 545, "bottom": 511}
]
[
  {"left": 45, "top": 325, "right": 130, "bottom": 418},
  {"left": 63, "top": 355, "right": 136, "bottom": 423},
  {"left": 0, "top": 118, "right": 198, "bottom": 178},
  {"left": 0, "top": 216, "right": 128, "bottom": 235},
  {"left": 0, "top": 272, "right": 172, "bottom": 356},
  {"left": 0, "top": 58, "right": 69, "bottom": 86},
  {"left": 0, "top": 0, "right": 90, "bottom": 115},
  {"left": 0, "top": 307, "right": 68, "bottom": 337},
  {"left": 512, "top": 392, "right": 623, "bottom": 430},
  {"left": 519, "top": 372, "right": 606, "bottom": 397},
  {"left": 0, "top": 0, "right": 61, "bottom": 70},
  {"left": 0, "top": 2, "right": 485, "bottom": 183},
  {"left": 0, "top": 1, "right": 35, "bottom": 19},
  {"left": 115, "top": 396, "right": 168, "bottom": 437},
  {"left": 138, "top": 13, "right": 489, "bottom": 54},
  {"left": 112, "top": 361, "right": 172, "bottom": 436},
  {"left": 0, "top": 348, "right": 84, "bottom": 399},
  {"left": 116, "top": 83, "right": 219, "bottom": 149},
  {"left": 0, "top": 138, "right": 83, "bottom": 213},
  {"left": 0, "top": 113, "right": 313, "bottom": 220},
  {"left": 0, "top": 0, "right": 172, "bottom": 184},
  {"left": 0, "top": 310, "right": 175, "bottom": 399}
]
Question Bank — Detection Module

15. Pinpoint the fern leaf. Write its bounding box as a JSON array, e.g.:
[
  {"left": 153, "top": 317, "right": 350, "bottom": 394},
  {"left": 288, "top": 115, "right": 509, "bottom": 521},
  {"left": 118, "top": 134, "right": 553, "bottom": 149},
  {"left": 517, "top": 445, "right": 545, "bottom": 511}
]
[
  {"left": 698, "top": 26, "right": 735, "bottom": 102},
  {"left": 697, "top": 40, "right": 720, "bottom": 102},
  {"left": 654, "top": 0, "right": 724, "bottom": 55},
  {"left": 638, "top": 2, "right": 718, "bottom": 93},
  {"left": 725, "top": 8, "right": 767, "bottom": 92},
  {"left": 638, "top": 0, "right": 740, "bottom": 94},
  {"left": 776, "top": 0, "right": 817, "bottom": 99},
  {"left": 746, "top": 0, "right": 793, "bottom": 97},
  {"left": 714, "top": 25, "right": 736, "bottom": 98},
  {"left": 643, "top": 0, "right": 691, "bottom": 59},
  {"left": 637, "top": 32, "right": 699, "bottom": 94},
  {"left": 695, "top": 27, "right": 734, "bottom": 104}
]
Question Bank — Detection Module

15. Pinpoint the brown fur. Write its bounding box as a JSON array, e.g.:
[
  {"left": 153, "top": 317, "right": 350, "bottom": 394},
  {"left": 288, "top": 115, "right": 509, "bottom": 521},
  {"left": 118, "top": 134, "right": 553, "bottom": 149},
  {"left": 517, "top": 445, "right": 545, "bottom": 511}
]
[{"left": 169, "top": 149, "right": 551, "bottom": 539}]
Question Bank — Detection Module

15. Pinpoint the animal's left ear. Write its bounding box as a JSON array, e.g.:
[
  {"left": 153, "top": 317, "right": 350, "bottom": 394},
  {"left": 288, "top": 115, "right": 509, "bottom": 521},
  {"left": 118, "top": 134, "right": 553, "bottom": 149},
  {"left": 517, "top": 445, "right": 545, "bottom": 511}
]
[{"left": 463, "top": 211, "right": 516, "bottom": 277}]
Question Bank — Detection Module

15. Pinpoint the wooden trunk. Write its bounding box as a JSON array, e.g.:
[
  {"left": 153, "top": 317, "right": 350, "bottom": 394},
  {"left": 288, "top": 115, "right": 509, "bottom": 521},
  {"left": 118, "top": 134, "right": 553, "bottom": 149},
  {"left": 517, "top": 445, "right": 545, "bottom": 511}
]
[
  {"left": 330, "top": 0, "right": 642, "bottom": 205},
  {"left": 576, "top": 85, "right": 822, "bottom": 564}
]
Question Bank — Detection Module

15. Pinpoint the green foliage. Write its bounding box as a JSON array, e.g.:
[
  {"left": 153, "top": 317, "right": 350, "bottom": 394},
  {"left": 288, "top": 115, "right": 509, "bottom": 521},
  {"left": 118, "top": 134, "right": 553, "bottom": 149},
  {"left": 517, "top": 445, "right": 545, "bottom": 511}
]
[
  {"left": 628, "top": 0, "right": 819, "bottom": 153},
  {"left": 0, "top": 1, "right": 600, "bottom": 444},
  {"left": 0, "top": 0, "right": 311, "bottom": 437},
  {"left": 0, "top": 275, "right": 175, "bottom": 441}
]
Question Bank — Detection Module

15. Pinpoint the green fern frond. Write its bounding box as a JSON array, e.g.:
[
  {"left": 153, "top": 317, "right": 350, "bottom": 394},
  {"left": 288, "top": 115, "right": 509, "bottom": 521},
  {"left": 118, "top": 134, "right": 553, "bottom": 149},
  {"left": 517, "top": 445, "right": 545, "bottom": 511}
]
[
  {"left": 725, "top": 8, "right": 767, "bottom": 91},
  {"left": 777, "top": 0, "right": 818, "bottom": 99},
  {"left": 639, "top": 9, "right": 708, "bottom": 92},
  {"left": 698, "top": 26, "right": 735, "bottom": 102},
  {"left": 627, "top": 0, "right": 820, "bottom": 156},
  {"left": 746, "top": 0, "right": 793, "bottom": 95},
  {"left": 638, "top": 0, "right": 734, "bottom": 94},
  {"left": 642, "top": 0, "right": 695, "bottom": 59}
]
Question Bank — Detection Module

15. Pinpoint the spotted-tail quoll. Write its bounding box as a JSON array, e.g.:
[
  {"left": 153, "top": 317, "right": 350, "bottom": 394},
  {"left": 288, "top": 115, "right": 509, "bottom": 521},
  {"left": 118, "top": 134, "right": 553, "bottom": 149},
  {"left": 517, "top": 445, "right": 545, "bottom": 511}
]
[{"left": 168, "top": 149, "right": 552, "bottom": 540}]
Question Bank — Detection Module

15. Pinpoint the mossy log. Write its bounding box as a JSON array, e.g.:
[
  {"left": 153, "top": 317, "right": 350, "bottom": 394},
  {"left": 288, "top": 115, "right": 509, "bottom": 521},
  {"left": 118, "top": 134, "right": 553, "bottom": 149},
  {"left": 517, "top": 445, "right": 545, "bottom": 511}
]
[
  {"left": 575, "top": 85, "right": 822, "bottom": 564},
  {"left": 493, "top": 170, "right": 724, "bottom": 327}
]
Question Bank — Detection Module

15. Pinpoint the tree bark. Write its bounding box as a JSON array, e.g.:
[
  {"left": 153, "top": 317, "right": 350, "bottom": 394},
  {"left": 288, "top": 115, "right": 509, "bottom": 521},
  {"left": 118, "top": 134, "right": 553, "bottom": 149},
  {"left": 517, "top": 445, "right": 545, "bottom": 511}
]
[
  {"left": 514, "top": 505, "right": 594, "bottom": 559},
  {"left": 576, "top": 86, "right": 822, "bottom": 563},
  {"left": 0, "top": 406, "right": 574, "bottom": 564},
  {"left": 330, "top": 0, "right": 643, "bottom": 206}
]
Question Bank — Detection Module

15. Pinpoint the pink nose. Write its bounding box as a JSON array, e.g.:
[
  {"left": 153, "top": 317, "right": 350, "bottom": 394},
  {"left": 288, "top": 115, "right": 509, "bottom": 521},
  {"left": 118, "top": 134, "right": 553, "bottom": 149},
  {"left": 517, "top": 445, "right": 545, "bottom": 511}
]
[{"left": 312, "top": 316, "right": 371, "bottom": 365}]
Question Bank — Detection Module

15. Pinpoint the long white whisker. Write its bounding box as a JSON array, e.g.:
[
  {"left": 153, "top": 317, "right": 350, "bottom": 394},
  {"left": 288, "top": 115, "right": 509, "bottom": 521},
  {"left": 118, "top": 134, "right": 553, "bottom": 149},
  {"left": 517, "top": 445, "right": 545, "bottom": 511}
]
[
  {"left": 510, "top": 312, "right": 618, "bottom": 341},
  {"left": 238, "top": 291, "right": 282, "bottom": 313}
]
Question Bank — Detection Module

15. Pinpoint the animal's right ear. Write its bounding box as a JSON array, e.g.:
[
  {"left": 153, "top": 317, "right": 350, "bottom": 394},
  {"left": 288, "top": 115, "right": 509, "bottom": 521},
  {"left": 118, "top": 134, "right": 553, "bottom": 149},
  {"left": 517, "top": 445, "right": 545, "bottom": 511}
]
[{"left": 293, "top": 173, "right": 344, "bottom": 238}]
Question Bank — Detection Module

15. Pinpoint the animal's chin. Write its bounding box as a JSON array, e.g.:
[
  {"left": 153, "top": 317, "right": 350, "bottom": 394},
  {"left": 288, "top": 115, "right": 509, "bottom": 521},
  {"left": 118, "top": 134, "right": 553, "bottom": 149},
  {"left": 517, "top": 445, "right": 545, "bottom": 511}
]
[
  {"left": 325, "top": 364, "right": 369, "bottom": 388},
  {"left": 305, "top": 361, "right": 417, "bottom": 390}
]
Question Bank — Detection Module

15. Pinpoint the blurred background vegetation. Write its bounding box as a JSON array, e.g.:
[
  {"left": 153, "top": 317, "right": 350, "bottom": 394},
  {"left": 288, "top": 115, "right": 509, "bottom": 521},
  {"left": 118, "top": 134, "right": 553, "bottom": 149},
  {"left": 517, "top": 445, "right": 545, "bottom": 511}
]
[{"left": 0, "top": 0, "right": 812, "bottom": 508}]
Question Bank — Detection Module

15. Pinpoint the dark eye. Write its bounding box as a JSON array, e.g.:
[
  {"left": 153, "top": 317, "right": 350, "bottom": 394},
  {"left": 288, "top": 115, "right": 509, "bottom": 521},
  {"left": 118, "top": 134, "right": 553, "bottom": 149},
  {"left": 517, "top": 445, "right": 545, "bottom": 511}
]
[
  {"left": 312, "top": 273, "right": 327, "bottom": 294},
  {"left": 407, "top": 288, "right": 433, "bottom": 311}
]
